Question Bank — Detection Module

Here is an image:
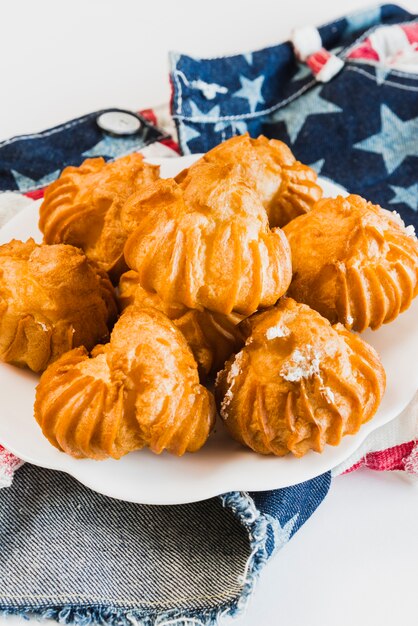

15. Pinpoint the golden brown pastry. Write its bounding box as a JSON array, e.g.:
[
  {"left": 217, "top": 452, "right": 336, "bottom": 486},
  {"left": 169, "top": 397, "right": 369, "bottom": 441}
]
[
  {"left": 0, "top": 239, "right": 117, "bottom": 372},
  {"left": 175, "top": 134, "right": 323, "bottom": 227},
  {"left": 39, "top": 154, "right": 159, "bottom": 282},
  {"left": 215, "top": 298, "right": 386, "bottom": 457},
  {"left": 283, "top": 195, "right": 418, "bottom": 332},
  {"left": 34, "top": 306, "right": 216, "bottom": 459},
  {"left": 118, "top": 270, "right": 245, "bottom": 375},
  {"left": 123, "top": 162, "right": 292, "bottom": 315}
]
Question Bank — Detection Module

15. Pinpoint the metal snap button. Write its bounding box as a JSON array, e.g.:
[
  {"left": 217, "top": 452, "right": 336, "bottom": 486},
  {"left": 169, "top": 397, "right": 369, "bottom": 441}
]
[{"left": 96, "top": 111, "right": 142, "bottom": 136}]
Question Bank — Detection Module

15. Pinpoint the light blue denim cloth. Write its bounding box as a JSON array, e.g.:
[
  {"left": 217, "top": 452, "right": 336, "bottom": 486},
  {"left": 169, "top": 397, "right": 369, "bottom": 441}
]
[{"left": 0, "top": 465, "right": 330, "bottom": 625}]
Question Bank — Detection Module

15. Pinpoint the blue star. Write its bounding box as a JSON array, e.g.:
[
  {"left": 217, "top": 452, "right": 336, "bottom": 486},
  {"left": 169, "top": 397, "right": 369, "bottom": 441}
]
[
  {"left": 11, "top": 169, "right": 60, "bottom": 192},
  {"left": 242, "top": 52, "right": 253, "bottom": 66},
  {"left": 389, "top": 183, "right": 418, "bottom": 212},
  {"left": 268, "top": 86, "right": 342, "bottom": 143},
  {"left": 82, "top": 134, "right": 148, "bottom": 158},
  {"left": 354, "top": 105, "right": 418, "bottom": 174},
  {"left": 344, "top": 7, "right": 381, "bottom": 35},
  {"left": 309, "top": 158, "right": 325, "bottom": 174},
  {"left": 233, "top": 75, "right": 265, "bottom": 114}
]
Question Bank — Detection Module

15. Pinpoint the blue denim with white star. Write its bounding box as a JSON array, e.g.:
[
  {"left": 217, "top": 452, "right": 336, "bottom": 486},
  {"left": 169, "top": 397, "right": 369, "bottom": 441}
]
[
  {"left": 0, "top": 109, "right": 167, "bottom": 194},
  {"left": 170, "top": 3, "right": 418, "bottom": 229},
  {"left": 0, "top": 465, "right": 331, "bottom": 624}
]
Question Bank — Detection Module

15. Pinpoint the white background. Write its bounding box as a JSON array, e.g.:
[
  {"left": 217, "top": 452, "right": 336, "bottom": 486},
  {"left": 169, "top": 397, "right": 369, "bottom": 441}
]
[{"left": 1, "top": 1, "right": 417, "bottom": 625}]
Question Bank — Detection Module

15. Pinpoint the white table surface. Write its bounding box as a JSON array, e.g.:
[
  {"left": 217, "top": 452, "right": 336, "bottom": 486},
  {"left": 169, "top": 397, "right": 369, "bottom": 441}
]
[{"left": 1, "top": 1, "right": 417, "bottom": 625}]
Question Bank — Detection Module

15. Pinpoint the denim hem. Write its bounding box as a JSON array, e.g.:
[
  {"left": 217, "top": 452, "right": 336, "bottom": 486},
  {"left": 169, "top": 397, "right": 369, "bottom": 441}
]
[
  {"left": 0, "top": 605, "right": 228, "bottom": 626},
  {"left": 0, "top": 491, "right": 276, "bottom": 626}
]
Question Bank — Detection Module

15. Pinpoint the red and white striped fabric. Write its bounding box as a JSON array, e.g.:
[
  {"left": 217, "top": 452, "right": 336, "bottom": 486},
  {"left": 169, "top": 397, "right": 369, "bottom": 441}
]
[
  {"left": 332, "top": 393, "right": 418, "bottom": 478},
  {"left": 291, "top": 26, "right": 344, "bottom": 82},
  {"left": 291, "top": 22, "right": 418, "bottom": 83},
  {"left": 0, "top": 447, "right": 24, "bottom": 488},
  {"left": 347, "top": 23, "right": 418, "bottom": 73}
]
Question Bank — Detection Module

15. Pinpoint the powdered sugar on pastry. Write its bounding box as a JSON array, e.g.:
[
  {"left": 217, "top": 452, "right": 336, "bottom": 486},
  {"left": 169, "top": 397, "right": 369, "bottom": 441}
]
[
  {"left": 320, "top": 386, "right": 335, "bottom": 404},
  {"left": 220, "top": 352, "right": 244, "bottom": 419},
  {"left": 391, "top": 210, "right": 405, "bottom": 227},
  {"left": 265, "top": 323, "right": 290, "bottom": 340},
  {"left": 405, "top": 224, "right": 417, "bottom": 239},
  {"left": 280, "top": 345, "right": 321, "bottom": 382},
  {"left": 391, "top": 211, "right": 416, "bottom": 239}
]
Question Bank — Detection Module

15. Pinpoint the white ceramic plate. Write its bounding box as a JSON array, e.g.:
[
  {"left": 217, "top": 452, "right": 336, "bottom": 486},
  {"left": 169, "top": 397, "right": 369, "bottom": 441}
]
[{"left": 0, "top": 156, "right": 417, "bottom": 505}]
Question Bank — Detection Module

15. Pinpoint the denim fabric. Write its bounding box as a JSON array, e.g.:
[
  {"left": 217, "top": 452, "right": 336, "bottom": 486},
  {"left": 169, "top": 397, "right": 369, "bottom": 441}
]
[
  {"left": 170, "top": 4, "right": 418, "bottom": 230},
  {"left": 0, "top": 109, "right": 167, "bottom": 193},
  {"left": 0, "top": 465, "right": 330, "bottom": 624}
]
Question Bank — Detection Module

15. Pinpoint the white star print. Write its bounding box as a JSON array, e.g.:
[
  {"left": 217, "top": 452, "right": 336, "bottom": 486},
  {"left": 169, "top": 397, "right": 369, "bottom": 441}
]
[
  {"left": 291, "top": 63, "right": 312, "bottom": 83},
  {"left": 309, "top": 158, "right": 325, "bottom": 174},
  {"left": 179, "top": 122, "right": 201, "bottom": 154},
  {"left": 354, "top": 105, "right": 418, "bottom": 174},
  {"left": 230, "top": 120, "right": 248, "bottom": 135},
  {"left": 11, "top": 169, "right": 60, "bottom": 192},
  {"left": 265, "top": 513, "right": 299, "bottom": 557},
  {"left": 268, "top": 86, "right": 343, "bottom": 143},
  {"left": 189, "top": 101, "right": 220, "bottom": 120},
  {"left": 389, "top": 182, "right": 418, "bottom": 212},
  {"left": 243, "top": 52, "right": 253, "bottom": 66},
  {"left": 187, "top": 101, "right": 247, "bottom": 138},
  {"left": 232, "top": 75, "right": 265, "bottom": 114},
  {"left": 189, "top": 101, "right": 226, "bottom": 132},
  {"left": 82, "top": 134, "right": 148, "bottom": 159},
  {"left": 375, "top": 64, "right": 392, "bottom": 85}
]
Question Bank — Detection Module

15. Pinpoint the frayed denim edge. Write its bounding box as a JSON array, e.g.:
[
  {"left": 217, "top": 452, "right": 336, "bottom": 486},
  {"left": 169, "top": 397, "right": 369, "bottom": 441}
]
[{"left": 0, "top": 492, "right": 271, "bottom": 626}]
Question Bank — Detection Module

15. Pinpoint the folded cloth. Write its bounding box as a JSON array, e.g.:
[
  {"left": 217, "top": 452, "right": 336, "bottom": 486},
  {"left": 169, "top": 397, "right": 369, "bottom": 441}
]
[
  {"left": 0, "top": 396, "right": 416, "bottom": 626},
  {"left": 0, "top": 5, "right": 417, "bottom": 624},
  {"left": 0, "top": 108, "right": 175, "bottom": 198},
  {"left": 170, "top": 3, "right": 418, "bottom": 231}
]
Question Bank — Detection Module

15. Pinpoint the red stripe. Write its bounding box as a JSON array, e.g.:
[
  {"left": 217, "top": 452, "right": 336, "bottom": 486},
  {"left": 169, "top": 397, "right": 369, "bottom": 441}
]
[
  {"left": 401, "top": 23, "right": 418, "bottom": 45},
  {"left": 307, "top": 49, "right": 331, "bottom": 74},
  {"left": 344, "top": 441, "right": 416, "bottom": 474},
  {"left": 161, "top": 137, "right": 180, "bottom": 154},
  {"left": 139, "top": 108, "right": 158, "bottom": 126},
  {"left": 347, "top": 37, "right": 380, "bottom": 61},
  {"left": 25, "top": 188, "right": 45, "bottom": 200},
  {"left": 139, "top": 105, "right": 179, "bottom": 154}
]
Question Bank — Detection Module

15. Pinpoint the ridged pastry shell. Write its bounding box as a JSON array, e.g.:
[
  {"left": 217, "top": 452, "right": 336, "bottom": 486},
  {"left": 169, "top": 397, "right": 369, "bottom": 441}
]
[
  {"left": 215, "top": 298, "right": 386, "bottom": 457},
  {"left": 118, "top": 270, "right": 245, "bottom": 375},
  {"left": 123, "top": 162, "right": 292, "bottom": 315},
  {"left": 34, "top": 306, "right": 216, "bottom": 459},
  {"left": 39, "top": 154, "right": 159, "bottom": 282},
  {"left": 0, "top": 239, "right": 117, "bottom": 372},
  {"left": 175, "top": 134, "right": 323, "bottom": 227},
  {"left": 283, "top": 195, "right": 418, "bottom": 332}
]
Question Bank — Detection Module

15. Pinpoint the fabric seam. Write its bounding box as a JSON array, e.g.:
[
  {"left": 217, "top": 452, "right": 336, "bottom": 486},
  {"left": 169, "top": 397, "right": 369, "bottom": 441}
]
[{"left": 171, "top": 15, "right": 418, "bottom": 125}]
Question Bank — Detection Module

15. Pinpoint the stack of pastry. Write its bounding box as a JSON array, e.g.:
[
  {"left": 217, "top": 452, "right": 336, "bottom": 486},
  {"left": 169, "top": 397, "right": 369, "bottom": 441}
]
[{"left": 1, "top": 134, "right": 417, "bottom": 460}]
